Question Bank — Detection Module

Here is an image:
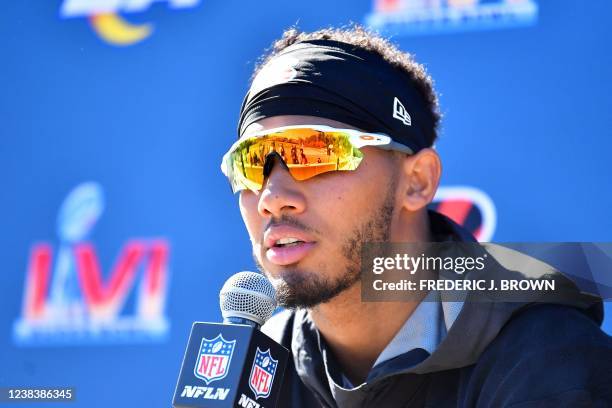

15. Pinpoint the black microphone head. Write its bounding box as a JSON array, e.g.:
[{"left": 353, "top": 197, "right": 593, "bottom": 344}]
[{"left": 219, "top": 271, "right": 277, "bottom": 328}]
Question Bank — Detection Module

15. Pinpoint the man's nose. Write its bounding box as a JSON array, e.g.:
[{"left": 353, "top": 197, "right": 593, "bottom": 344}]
[{"left": 257, "top": 155, "right": 306, "bottom": 218}]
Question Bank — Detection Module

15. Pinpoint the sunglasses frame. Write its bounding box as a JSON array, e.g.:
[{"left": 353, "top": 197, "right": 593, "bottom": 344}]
[{"left": 220, "top": 125, "right": 414, "bottom": 192}]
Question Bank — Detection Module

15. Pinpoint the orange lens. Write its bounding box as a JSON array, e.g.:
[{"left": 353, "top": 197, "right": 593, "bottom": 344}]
[{"left": 224, "top": 128, "right": 364, "bottom": 193}]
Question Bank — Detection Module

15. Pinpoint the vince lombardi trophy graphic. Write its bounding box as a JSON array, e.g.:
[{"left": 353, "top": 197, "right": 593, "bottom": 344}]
[{"left": 48, "top": 182, "right": 105, "bottom": 321}]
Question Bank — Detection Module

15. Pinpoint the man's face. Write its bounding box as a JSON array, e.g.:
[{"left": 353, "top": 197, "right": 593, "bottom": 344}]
[{"left": 238, "top": 115, "right": 402, "bottom": 308}]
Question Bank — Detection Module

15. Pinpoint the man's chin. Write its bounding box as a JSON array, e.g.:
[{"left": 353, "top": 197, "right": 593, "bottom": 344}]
[
  {"left": 269, "top": 269, "right": 360, "bottom": 309},
  {"left": 254, "top": 256, "right": 360, "bottom": 308},
  {"left": 259, "top": 260, "right": 311, "bottom": 284}
]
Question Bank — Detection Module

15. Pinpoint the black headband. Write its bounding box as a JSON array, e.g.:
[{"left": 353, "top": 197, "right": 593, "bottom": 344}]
[{"left": 237, "top": 39, "right": 435, "bottom": 153}]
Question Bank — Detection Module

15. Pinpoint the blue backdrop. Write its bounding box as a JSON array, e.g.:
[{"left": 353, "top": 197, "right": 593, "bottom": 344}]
[{"left": 1, "top": 0, "right": 611, "bottom": 407}]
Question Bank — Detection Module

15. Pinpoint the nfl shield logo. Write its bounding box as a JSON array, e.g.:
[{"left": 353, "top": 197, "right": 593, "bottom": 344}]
[
  {"left": 249, "top": 347, "right": 278, "bottom": 399},
  {"left": 194, "top": 334, "right": 236, "bottom": 384}
]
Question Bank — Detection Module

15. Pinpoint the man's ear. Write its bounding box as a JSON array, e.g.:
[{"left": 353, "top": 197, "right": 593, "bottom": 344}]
[{"left": 399, "top": 148, "right": 441, "bottom": 212}]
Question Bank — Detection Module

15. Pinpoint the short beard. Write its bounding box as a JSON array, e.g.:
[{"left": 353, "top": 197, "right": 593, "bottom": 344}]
[{"left": 256, "top": 177, "right": 397, "bottom": 309}]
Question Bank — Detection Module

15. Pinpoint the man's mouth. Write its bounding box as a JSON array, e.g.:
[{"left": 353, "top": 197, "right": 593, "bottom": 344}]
[
  {"left": 273, "top": 237, "right": 305, "bottom": 247},
  {"left": 264, "top": 226, "right": 316, "bottom": 266}
]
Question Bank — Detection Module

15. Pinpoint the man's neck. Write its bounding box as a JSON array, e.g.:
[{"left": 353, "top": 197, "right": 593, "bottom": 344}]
[
  {"left": 309, "top": 210, "right": 433, "bottom": 385},
  {"left": 309, "top": 285, "right": 422, "bottom": 385}
]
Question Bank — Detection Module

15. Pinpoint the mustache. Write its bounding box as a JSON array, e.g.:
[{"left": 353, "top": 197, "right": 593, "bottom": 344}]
[{"left": 263, "top": 214, "right": 319, "bottom": 236}]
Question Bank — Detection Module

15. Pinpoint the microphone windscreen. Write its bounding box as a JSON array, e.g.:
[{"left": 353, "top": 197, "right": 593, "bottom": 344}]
[{"left": 219, "top": 271, "right": 277, "bottom": 327}]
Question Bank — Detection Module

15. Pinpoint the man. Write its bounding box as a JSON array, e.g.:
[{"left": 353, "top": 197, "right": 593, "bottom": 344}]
[
  {"left": 221, "top": 26, "right": 612, "bottom": 407},
  {"left": 299, "top": 147, "right": 308, "bottom": 165}
]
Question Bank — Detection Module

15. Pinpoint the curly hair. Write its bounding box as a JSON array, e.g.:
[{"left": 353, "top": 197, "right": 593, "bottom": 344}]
[{"left": 251, "top": 25, "right": 441, "bottom": 146}]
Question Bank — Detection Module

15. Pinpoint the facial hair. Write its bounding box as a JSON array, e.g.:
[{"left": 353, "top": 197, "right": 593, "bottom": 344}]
[{"left": 255, "top": 176, "right": 397, "bottom": 309}]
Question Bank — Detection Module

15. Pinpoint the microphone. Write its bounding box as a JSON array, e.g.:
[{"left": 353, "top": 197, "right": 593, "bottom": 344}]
[
  {"left": 172, "top": 272, "right": 289, "bottom": 408},
  {"left": 220, "top": 272, "right": 276, "bottom": 329}
]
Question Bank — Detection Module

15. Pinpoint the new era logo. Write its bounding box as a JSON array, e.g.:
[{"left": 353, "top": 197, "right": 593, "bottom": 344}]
[{"left": 393, "top": 97, "right": 412, "bottom": 126}]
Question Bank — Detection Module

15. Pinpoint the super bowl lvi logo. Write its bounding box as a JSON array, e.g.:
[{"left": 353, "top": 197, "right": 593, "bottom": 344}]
[
  {"left": 249, "top": 348, "right": 279, "bottom": 399},
  {"left": 60, "top": 0, "right": 201, "bottom": 46},
  {"left": 194, "top": 334, "right": 236, "bottom": 384},
  {"left": 13, "top": 181, "right": 171, "bottom": 346}
]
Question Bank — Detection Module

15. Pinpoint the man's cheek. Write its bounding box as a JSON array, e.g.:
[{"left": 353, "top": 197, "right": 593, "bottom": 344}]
[
  {"left": 239, "top": 192, "right": 260, "bottom": 232},
  {"left": 241, "top": 208, "right": 261, "bottom": 247},
  {"left": 252, "top": 242, "right": 264, "bottom": 261}
]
